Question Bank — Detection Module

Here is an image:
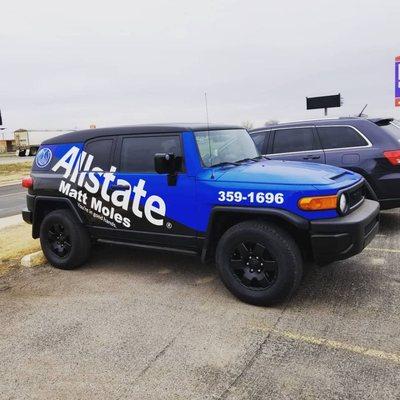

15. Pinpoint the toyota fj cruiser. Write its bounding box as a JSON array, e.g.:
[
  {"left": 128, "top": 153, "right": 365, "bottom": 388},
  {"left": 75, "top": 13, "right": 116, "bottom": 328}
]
[{"left": 22, "top": 124, "right": 379, "bottom": 305}]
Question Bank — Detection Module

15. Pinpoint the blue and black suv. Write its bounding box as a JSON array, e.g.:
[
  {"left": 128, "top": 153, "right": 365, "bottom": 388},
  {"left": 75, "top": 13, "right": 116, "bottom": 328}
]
[
  {"left": 22, "top": 124, "right": 379, "bottom": 305},
  {"left": 251, "top": 118, "right": 400, "bottom": 209}
]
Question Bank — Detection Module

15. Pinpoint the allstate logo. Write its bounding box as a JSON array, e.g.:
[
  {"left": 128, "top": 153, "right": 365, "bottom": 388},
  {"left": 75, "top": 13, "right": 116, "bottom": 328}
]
[{"left": 36, "top": 148, "right": 53, "bottom": 168}]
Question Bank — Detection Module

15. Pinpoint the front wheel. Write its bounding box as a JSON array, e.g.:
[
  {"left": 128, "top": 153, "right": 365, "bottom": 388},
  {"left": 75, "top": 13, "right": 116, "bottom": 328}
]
[
  {"left": 216, "top": 221, "right": 303, "bottom": 306},
  {"left": 40, "top": 209, "right": 91, "bottom": 270}
]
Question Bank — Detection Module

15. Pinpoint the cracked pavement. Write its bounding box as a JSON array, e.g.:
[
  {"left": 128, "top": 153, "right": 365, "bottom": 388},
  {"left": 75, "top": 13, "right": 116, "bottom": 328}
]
[{"left": 0, "top": 210, "right": 399, "bottom": 399}]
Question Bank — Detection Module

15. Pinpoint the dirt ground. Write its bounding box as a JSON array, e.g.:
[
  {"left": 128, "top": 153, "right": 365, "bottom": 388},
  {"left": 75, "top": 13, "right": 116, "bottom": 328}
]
[
  {"left": 0, "top": 210, "right": 399, "bottom": 399},
  {"left": 0, "top": 161, "right": 32, "bottom": 185},
  {"left": 0, "top": 223, "right": 40, "bottom": 276}
]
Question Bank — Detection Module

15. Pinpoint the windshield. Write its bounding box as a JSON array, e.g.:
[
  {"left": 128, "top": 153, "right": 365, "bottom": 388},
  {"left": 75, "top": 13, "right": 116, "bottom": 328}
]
[
  {"left": 380, "top": 120, "right": 400, "bottom": 141},
  {"left": 194, "top": 129, "right": 259, "bottom": 167}
]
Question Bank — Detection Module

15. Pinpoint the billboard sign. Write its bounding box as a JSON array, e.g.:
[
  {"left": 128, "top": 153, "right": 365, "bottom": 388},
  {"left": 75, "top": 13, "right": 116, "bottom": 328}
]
[
  {"left": 306, "top": 94, "right": 341, "bottom": 110},
  {"left": 396, "top": 56, "right": 400, "bottom": 107}
]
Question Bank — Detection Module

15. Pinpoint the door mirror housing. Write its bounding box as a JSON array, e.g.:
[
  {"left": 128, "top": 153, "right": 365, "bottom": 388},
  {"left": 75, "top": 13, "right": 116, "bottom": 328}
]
[
  {"left": 154, "top": 153, "right": 176, "bottom": 174},
  {"left": 154, "top": 153, "right": 181, "bottom": 185}
]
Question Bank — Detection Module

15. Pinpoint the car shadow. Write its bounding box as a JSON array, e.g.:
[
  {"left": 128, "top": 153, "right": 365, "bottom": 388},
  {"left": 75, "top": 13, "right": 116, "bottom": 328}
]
[
  {"left": 85, "top": 242, "right": 216, "bottom": 279},
  {"left": 378, "top": 210, "right": 400, "bottom": 235}
]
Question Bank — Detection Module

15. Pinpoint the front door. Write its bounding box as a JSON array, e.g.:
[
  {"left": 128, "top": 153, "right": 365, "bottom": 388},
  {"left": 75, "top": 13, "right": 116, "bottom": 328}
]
[{"left": 105, "top": 133, "right": 196, "bottom": 248}]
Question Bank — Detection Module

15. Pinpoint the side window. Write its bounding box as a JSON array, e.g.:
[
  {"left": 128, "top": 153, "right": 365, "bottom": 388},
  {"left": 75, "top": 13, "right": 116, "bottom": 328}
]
[
  {"left": 317, "top": 126, "right": 368, "bottom": 149},
  {"left": 84, "top": 138, "right": 114, "bottom": 171},
  {"left": 272, "top": 128, "right": 315, "bottom": 154},
  {"left": 251, "top": 131, "right": 270, "bottom": 153},
  {"left": 120, "top": 135, "right": 183, "bottom": 173}
]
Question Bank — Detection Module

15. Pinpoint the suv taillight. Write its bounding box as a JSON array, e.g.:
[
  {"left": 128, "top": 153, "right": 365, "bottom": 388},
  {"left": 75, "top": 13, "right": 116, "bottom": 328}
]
[
  {"left": 384, "top": 150, "right": 400, "bottom": 166},
  {"left": 22, "top": 176, "right": 33, "bottom": 188}
]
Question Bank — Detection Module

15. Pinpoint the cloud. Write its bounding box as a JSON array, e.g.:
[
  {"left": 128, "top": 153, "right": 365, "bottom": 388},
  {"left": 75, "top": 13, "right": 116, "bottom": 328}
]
[{"left": 1, "top": 0, "right": 399, "bottom": 138}]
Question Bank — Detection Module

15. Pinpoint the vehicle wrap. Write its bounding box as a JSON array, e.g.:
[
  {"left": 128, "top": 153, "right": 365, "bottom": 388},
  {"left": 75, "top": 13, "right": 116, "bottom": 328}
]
[{"left": 31, "top": 131, "right": 363, "bottom": 237}]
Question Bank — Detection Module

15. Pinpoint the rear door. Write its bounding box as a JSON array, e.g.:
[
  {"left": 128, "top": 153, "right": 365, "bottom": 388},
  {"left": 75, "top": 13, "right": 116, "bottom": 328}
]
[{"left": 267, "top": 126, "right": 325, "bottom": 164}]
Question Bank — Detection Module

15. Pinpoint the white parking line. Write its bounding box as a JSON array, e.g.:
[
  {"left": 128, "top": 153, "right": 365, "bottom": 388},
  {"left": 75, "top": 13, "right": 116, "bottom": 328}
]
[
  {"left": 366, "top": 247, "right": 400, "bottom": 253},
  {"left": 252, "top": 325, "right": 400, "bottom": 365}
]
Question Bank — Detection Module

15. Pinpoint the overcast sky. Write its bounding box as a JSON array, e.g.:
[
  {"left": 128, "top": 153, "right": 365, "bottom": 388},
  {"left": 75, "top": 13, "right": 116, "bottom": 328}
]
[{"left": 1, "top": 0, "right": 399, "bottom": 138}]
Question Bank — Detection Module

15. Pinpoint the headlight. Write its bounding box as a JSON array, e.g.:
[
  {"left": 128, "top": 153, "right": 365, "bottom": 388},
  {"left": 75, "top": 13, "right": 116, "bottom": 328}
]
[{"left": 339, "top": 193, "right": 348, "bottom": 214}]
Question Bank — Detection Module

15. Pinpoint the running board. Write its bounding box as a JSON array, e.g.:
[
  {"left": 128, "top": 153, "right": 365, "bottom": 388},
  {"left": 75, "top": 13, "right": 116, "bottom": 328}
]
[{"left": 97, "top": 239, "right": 198, "bottom": 256}]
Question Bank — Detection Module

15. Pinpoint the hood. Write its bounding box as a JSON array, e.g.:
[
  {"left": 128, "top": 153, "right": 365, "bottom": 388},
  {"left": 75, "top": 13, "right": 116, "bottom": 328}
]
[{"left": 213, "top": 160, "right": 360, "bottom": 186}]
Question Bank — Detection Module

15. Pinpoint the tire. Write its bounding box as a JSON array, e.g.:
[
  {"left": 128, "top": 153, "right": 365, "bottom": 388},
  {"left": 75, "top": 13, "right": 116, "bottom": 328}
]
[
  {"left": 216, "top": 220, "right": 303, "bottom": 306},
  {"left": 39, "top": 209, "right": 91, "bottom": 270}
]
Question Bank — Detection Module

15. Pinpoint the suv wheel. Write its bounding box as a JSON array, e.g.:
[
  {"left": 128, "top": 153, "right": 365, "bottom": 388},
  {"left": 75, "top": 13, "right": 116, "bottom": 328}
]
[
  {"left": 40, "top": 210, "right": 91, "bottom": 270},
  {"left": 216, "top": 221, "right": 303, "bottom": 306}
]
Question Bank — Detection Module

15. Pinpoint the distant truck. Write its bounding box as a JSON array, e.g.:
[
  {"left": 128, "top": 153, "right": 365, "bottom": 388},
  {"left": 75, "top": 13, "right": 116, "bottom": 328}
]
[{"left": 14, "top": 129, "right": 74, "bottom": 156}]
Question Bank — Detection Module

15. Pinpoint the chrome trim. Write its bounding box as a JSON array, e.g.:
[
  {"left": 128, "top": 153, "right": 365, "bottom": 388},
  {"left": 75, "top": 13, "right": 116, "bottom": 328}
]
[
  {"left": 265, "top": 149, "right": 323, "bottom": 157},
  {"left": 273, "top": 125, "right": 315, "bottom": 131},
  {"left": 259, "top": 124, "right": 372, "bottom": 156}
]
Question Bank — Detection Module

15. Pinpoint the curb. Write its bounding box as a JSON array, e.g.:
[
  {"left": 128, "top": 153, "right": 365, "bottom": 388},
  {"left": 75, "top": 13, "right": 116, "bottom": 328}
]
[
  {"left": 0, "top": 180, "right": 22, "bottom": 188},
  {"left": 0, "top": 214, "right": 24, "bottom": 230},
  {"left": 21, "top": 251, "right": 46, "bottom": 268}
]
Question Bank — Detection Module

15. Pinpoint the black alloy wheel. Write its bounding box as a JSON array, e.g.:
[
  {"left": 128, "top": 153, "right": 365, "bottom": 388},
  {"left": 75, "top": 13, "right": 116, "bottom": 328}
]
[
  {"left": 230, "top": 241, "right": 278, "bottom": 289},
  {"left": 47, "top": 223, "right": 72, "bottom": 258}
]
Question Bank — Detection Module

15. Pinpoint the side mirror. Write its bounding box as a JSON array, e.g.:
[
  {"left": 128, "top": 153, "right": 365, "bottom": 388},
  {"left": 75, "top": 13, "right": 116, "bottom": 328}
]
[
  {"left": 154, "top": 153, "right": 181, "bottom": 185},
  {"left": 154, "top": 153, "right": 176, "bottom": 174}
]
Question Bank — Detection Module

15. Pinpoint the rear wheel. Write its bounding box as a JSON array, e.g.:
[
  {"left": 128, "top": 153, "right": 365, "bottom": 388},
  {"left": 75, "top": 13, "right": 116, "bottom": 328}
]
[
  {"left": 40, "top": 209, "right": 91, "bottom": 269},
  {"left": 216, "top": 221, "right": 303, "bottom": 306}
]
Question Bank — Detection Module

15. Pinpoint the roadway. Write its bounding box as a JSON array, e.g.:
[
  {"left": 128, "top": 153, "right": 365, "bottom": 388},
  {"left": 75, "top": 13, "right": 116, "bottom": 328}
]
[{"left": 0, "top": 183, "right": 26, "bottom": 218}]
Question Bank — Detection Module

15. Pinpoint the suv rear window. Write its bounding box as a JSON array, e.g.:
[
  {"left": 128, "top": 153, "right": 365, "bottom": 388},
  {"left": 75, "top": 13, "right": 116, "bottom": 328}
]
[
  {"left": 120, "top": 135, "right": 183, "bottom": 173},
  {"left": 317, "top": 126, "right": 368, "bottom": 149},
  {"left": 380, "top": 120, "right": 400, "bottom": 140},
  {"left": 272, "top": 128, "right": 315, "bottom": 154}
]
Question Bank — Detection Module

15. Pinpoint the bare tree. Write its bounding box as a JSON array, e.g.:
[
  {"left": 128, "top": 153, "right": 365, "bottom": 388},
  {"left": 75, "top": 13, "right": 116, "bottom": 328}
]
[
  {"left": 241, "top": 120, "right": 254, "bottom": 130},
  {"left": 264, "top": 119, "right": 279, "bottom": 126}
]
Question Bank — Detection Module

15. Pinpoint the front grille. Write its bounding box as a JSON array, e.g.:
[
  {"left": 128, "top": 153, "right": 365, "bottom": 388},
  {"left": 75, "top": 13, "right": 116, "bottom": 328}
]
[{"left": 347, "top": 183, "right": 366, "bottom": 210}]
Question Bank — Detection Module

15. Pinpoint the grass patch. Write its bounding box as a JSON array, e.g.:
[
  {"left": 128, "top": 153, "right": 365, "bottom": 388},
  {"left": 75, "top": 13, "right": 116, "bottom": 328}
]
[
  {"left": 0, "top": 223, "right": 41, "bottom": 276},
  {"left": 0, "top": 161, "right": 32, "bottom": 184}
]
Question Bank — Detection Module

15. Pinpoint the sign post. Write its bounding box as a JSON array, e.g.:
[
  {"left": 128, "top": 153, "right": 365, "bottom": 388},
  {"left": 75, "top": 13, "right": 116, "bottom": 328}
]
[{"left": 396, "top": 56, "right": 400, "bottom": 107}]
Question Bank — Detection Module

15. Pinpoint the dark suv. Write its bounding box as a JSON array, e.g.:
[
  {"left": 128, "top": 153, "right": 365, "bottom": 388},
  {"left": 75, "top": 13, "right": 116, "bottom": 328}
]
[{"left": 250, "top": 118, "right": 400, "bottom": 209}]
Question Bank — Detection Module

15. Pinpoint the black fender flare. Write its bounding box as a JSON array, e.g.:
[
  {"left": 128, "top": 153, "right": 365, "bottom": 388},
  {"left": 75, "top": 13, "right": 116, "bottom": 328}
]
[
  {"left": 32, "top": 196, "right": 83, "bottom": 238},
  {"left": 200, "top": 206, "right": 309, "bottom": 263}
]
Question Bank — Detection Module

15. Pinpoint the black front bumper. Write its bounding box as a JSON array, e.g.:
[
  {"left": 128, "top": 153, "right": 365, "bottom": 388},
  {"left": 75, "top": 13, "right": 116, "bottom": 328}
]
[
  {"left": 22, "top": 208, "right": 33, "bottom": 224},
  {"left": 310, "top": 199, "right": 380, "bottom": 265}
]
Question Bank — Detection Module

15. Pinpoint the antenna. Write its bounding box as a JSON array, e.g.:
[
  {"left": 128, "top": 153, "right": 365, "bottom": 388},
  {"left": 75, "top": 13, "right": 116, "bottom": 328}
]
[
  {"left": 358, "top": 104, "right": 368, "bottom": 117},
  {"left": 204, "top": 92, "right": 214, "bottom": 178},
  {"left": 204, "top": 92, "right": 210, "bottom": 128}
]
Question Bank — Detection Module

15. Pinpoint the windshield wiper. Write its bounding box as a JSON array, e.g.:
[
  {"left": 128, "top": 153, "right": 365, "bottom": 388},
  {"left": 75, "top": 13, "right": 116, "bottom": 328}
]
[
  {"left": 236, "top": 158, "right": 256, "bottom": 164},
  {"left": 211, "top": 161, "right": 240, "bottom": 168},
  {"left": 252, "top": 155, "right": 271, "bottom": 161}
]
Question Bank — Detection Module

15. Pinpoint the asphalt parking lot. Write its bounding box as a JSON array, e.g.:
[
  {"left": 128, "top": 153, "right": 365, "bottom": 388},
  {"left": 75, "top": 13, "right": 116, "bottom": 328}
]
[{"left": 0, "top": 211, "right": 399, "bottom": 400}]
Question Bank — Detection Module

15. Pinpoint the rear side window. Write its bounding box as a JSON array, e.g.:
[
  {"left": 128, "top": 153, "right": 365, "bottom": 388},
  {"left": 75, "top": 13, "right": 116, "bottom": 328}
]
[
  {"left": 83, "top": 139, "right": 114, "bottom": 171},
  {"left": 251, "top": 131, "right": 270, "bottom": 152},
  {"left": 120, "top": 135, "right": 183, "bottom": 173},
  {"left": 272, "top": 128, "right": 315, "bottom": 154},
  {"left": 317, "top": 126, "right": 368, "bottom": 149}
]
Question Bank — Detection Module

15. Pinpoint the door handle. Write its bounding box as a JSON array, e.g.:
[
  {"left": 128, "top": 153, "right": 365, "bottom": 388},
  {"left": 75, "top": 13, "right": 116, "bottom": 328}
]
[
  {"left": 109, "top": 184, "right": 131, "bottom": 192},
  {"left": 303, "top": 155, "right": 320, "bottom": 160}
]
